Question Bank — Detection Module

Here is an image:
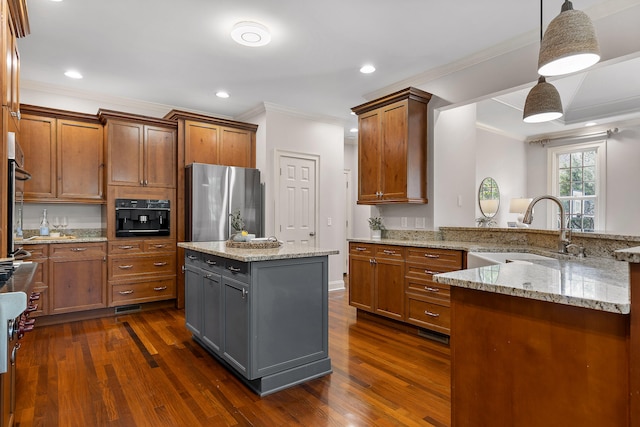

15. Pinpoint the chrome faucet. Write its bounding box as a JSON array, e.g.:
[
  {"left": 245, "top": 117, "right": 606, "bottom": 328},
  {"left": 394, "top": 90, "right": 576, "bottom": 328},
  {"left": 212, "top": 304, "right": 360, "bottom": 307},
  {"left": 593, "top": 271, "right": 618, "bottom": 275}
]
[{"left": 522, "top": 195, "right": 571, "bottom": 254}]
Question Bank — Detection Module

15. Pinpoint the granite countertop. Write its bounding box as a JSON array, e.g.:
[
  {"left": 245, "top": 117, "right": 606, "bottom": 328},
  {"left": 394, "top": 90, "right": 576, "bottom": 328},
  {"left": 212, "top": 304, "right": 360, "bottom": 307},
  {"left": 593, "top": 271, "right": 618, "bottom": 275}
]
[
  {"left": 178, "top": 241, "right": 339, "bottom": 262},
  {"left": 16, "top": 236, "right": 107, "bottom": 244},
  {"left": 614, "top": 246, "right": 640, "bottom": 263},
  {"left": 350, "top": 237, "right": 631, "bottom": 314},
  {"left": 0, "top": 262, "right": 37, "bottom": 294}
]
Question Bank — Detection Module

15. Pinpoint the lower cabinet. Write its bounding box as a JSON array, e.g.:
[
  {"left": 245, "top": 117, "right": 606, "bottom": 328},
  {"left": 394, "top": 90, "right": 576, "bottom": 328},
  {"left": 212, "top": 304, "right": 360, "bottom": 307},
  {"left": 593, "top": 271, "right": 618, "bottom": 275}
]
[
  {"left": 49, "top": 242, "right": 107, "bottom": 314},
  {"left": 25, "top": 244, "right": 49, "bottom": 317},
  {"left": 348, "top": 242, "right": 463, "bottom": 335},
  {"left": 183, "top": 249, "right": 332, "bottom": 396}
]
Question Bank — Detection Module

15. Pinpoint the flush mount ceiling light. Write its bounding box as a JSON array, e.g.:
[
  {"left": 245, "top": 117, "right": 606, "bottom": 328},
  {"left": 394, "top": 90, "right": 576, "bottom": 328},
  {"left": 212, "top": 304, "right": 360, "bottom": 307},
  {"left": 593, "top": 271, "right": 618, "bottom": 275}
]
[
  {"left": 538, "top": 0, "right": 600, "bottom": 76},
  {"left": 523, "top": 76, "right": 563, "bottom": 123},
  {"left": 231, "top": 21, "right": 271, "bottom": 47},
  {"left": 359, "top": 64, "right": 376, "bottom": 74},
  {"left": 64, "top": 70, "right": 83, "bottom": 79},
  {"left": 216, "top": 91, "right": 230, "bottom": 98}
]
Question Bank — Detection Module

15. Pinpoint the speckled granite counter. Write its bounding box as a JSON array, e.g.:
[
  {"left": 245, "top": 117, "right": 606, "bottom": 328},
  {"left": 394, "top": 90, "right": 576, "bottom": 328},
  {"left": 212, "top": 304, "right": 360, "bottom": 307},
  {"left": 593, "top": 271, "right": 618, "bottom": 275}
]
[
  {"left": 178, "top": 241, "right": 338, "bottom": 262},
  {"left": 615, "top": 246, "right": 640, "bottom": 263},
  {"left": 16, "top": 236, "right": 107, "bottom": 244}
]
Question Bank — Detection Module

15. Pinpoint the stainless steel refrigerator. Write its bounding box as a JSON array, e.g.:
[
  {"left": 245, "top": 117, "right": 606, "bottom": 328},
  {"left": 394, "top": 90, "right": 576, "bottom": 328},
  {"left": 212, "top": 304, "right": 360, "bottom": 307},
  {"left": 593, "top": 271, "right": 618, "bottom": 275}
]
[{"left": 185, "top": 163, "right": 263, "bottom": 241}]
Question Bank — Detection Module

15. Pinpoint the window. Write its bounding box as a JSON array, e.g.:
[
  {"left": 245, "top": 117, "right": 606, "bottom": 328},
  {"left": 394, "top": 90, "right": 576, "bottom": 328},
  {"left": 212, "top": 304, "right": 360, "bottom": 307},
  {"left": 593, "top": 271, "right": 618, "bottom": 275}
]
[{"left": 548, "top": 141, "right": 606, "bottom": 232}]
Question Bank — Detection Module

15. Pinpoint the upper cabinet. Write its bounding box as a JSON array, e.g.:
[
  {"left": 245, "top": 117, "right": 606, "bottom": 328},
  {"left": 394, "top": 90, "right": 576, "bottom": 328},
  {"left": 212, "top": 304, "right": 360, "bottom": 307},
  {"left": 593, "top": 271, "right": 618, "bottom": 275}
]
[
  {"left": 99, "top": 110, "right": 177, "bottom": 189},
  {"left": 2, "top": 0, "right": 28, "bottom": 129},
  {"left": 164, "top": 110, "right": 257, "bottom": 169},
  {"left": 352, "top": 87, "right": 431, "bottom": 205},
  {"left": 21, "top": 106, "right": 105, "bottom": 203}
]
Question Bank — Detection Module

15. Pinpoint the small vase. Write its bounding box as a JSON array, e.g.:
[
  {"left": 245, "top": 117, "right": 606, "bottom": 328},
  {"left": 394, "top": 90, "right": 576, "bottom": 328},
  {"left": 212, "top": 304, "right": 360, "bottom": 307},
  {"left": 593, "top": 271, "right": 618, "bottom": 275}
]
[{"left": 371, "top": 229, "right": 381, "bottom": 240}]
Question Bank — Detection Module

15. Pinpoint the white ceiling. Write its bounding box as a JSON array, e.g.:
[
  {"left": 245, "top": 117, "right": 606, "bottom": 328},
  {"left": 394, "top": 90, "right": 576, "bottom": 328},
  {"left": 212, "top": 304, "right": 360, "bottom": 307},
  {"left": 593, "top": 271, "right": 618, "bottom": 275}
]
[{"left": 17, "top": 0, "right": 640, "bottom": 141}]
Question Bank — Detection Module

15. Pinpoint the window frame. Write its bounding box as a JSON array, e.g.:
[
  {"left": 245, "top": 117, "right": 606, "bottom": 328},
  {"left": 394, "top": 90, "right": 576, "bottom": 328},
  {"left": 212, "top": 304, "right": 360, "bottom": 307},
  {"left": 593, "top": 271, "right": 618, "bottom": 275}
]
[{"left": 547, "top": 140, "right": 607, "bottom": 232}]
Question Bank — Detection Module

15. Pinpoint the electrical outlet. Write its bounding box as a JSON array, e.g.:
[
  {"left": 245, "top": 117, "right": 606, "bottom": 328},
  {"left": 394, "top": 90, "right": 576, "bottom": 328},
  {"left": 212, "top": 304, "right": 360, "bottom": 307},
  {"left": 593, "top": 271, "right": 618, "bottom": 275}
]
[
  {"left": 415, "top": 217, "right": 426, "bottom": 229},
  {"left": 327, "top": 217, "right": 332, "bottom": 226},
  {"left": 401, "top": 217, "right": 407, "bottom": 228}
]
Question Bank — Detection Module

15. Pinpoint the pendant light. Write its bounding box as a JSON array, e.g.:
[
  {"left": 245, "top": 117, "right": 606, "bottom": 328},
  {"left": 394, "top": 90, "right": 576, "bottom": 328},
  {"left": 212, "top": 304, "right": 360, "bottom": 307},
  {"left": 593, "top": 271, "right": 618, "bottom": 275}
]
[
  {"left": 523, "top": 0, "right": 564, "bottom": 123},
  {"left": 538, "top": 0, "right": 600, "bottom": 76}
]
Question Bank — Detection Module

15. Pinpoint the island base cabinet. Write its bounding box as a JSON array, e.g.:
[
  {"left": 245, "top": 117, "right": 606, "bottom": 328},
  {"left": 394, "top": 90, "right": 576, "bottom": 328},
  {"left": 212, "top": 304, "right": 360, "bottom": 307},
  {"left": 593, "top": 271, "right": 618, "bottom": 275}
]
[
  {"left": 184, "top": 250, "right": 332, "bottom": 396},
  {"left": 451, "top": 287, "right": 629, "bottom": 427}
]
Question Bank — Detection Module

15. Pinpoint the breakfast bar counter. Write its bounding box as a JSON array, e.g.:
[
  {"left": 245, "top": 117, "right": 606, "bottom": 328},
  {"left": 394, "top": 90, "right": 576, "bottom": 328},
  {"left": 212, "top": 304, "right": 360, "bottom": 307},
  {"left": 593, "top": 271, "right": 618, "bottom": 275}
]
[{"left": 432, "top": 248, "right": 638, "bottom": 427}]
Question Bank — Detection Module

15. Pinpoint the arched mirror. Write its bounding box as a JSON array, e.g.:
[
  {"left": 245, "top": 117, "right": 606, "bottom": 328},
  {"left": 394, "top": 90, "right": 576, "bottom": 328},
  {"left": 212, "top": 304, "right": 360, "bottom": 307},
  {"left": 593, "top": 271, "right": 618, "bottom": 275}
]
[{"left": 478, "top": 177, "right": 500, "bottom": 218}]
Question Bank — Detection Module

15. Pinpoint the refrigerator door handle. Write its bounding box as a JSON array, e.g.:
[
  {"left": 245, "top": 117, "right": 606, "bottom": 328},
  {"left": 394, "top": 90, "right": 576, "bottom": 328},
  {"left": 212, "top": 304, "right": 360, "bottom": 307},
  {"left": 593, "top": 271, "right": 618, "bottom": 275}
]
[{"left": 309, "top": 232, "right": 316, "bottom": 237}]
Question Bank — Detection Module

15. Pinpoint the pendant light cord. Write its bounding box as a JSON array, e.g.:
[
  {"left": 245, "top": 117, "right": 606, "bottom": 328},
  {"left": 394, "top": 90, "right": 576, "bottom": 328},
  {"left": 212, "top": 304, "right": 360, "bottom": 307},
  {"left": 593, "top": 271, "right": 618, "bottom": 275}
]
[{"left": 540, "top": 0, "right": 543, "bottom": 42}]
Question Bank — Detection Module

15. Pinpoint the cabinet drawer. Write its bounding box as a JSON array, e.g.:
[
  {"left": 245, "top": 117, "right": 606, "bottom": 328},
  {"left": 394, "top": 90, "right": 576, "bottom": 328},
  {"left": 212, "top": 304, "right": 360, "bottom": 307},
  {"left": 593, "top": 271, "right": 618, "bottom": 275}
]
[
  {"left": 185, "top": 250, "right": 201, "bottom": 266},
  {"left": 405, "top": 262, "right": 459, "bottom": 281},
  {"left": 24, "top": 244, "right": 48, "bottom": 258},
  {"left": 405, "top": 277, "right": 450, "bottom": 302},
  {"left": 50, "top": 242, "right": 106, "bottom": 258},
  {"left": 349, "top": 243, "right": 374, "bottom": 256},
  {"left": 143, "top": 240, "right": 175, "bottom": 253},
  {"left": 406, "top": 247, "right": 463, "bottom": 269},
  {"left": 109, "top": 241, "right": 144, "bottom": 254},
  {"left": 406, "top": 297, "right": 450, "bottom": 334},
  {"left": 110, "top": 278, "right": 176, "bottom": 305},
  {"left": 224, "top": 259, "right": 249, "bottom": 282},
  {"left": 374, "top": 245, "right": 405, "bottom": 259},
  {"left": 109, "top": 254, "right": 176, "bottom": 280}
]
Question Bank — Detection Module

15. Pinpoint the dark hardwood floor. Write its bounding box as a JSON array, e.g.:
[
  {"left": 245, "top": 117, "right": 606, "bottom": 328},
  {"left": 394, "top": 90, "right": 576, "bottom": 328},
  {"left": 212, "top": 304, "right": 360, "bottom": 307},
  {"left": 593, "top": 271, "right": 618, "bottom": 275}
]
[{"left": 14, "top": 290, "right": 451, "bottom": 426}]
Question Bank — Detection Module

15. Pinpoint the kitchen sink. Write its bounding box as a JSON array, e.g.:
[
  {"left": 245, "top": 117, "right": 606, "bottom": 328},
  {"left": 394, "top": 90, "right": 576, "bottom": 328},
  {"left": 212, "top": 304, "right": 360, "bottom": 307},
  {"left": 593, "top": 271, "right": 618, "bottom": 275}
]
[{"left": 467, "top": 252, "right": 557, "bottom": 269}]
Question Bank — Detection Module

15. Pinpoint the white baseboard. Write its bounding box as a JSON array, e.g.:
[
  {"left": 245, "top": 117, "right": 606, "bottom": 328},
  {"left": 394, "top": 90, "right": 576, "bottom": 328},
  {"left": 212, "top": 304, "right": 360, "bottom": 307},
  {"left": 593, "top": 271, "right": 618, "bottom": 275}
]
[{"left": 329, "top": 279, "right": 345, "bottom": 291}]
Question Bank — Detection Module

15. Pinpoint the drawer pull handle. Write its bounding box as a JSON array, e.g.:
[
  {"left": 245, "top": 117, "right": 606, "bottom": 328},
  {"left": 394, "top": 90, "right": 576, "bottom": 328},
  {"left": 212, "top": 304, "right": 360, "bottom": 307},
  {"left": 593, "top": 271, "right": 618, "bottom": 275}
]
[
  {"left": 119, "top": 245, "right": 134, "bottom": 250},
  {"left": 118, "top": 265, "right": 133, "bottom": 269},
  {"left": 424, "top": 310, "right": 440, "bottom": 318},
  {"left": 425, "top": 269, "right": 442, "bottom": 275},
  {"left": 154, "top": 262, "right": 168, "bottom": 267},
  {"left": 153, "top": 286, "right": 167, "bottom": 291},
  {"left": 355, "top": 247, "right": 367, "bottom": 251},
  {"left": 228, "top": 266, "right": 242, "bottom": 273},
  {"left": 424, "top": 254, "right": 440, "bottom": 259},
  {"left": 424, "top": 286, "right": 440, "bottom": 293},
  {"left": 71, "top": 248, "right": 87, "bottom": 252},
  {"left": 187, "top": 255, "right": 197, "bottom": 260},
  {"left": 153, "top": 244, "right": 166, "bottom": 248},
  {"left": 205, "top": 260, "right": 217, "bottom": 265},
  {"left": 119, "top": 290, "right": 134, "bottom": 295},
  {"left": 382, "top": 250, "right": 395, "bottom": 255}
]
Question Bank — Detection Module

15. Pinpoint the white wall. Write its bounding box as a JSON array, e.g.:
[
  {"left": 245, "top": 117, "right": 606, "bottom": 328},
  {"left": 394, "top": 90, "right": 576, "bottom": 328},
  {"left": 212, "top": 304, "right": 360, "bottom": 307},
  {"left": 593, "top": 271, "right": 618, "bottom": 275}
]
[
  {"left": 526, "top": 125, "right": 640, "bottom": 234},
  {"left": 476, "top": 128, "right": 528, "bottom": 227},
  {"left": 245, "top": 105, "right": 346, "bottom": 290},
  {"left": 344, "top": 143, "right": 370, "bottom": 238}
]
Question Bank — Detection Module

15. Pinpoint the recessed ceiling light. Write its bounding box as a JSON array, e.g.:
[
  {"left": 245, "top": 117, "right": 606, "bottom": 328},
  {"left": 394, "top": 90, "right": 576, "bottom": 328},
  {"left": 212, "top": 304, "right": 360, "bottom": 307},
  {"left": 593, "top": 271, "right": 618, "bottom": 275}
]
[
  {"left": 64, "top": 70, "right": 83, "bottom": 79},
  {"left": 360, "top": 64, "right": 376, "bottom": 74},
  {"left": 216, "top": 91, "right": 230, "bottom": 98},
  {"left": 350, "top": 128, "right": 358, "bottom": 133},
  {"left": 231, "top": 21, "right": 271, "bottom": 47},
  {"left": 585, "top": 122, "right": 598, "bottom": 127}
]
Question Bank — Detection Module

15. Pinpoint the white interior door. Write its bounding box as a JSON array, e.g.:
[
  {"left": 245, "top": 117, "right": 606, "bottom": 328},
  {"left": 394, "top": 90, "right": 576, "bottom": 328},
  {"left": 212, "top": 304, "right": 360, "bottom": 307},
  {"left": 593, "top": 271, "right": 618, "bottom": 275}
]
[
  {"left": 278, "top": 154, "right": 317, "bottom": 246},
  {"left": 344, "top": 169, "right": 352, "bottom": 273}
]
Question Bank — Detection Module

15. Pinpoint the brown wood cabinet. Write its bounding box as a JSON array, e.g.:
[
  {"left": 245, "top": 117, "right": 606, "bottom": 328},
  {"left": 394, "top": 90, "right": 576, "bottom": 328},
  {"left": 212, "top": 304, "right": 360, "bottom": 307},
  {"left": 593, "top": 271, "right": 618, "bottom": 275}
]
[
  {"left": 25, "top": 244, "right": 48, "bottom": 317},
  {"left": 352, "top": 87, "right": 431, "bottom": 205},
  {"left": 48, "top": 242, "right": 107, "bottom": 315},
  {"left": 100, "top": 110, "right": 177, "bottom": 188},
  {"left": 348, "top": 243, "right": 406, "bottom": 321},
  {"left": 20, "top": 106, "right": 105, "bottom": 203},
  {"left": 164, "top": 109, "right": 258, "bottom": 309},
  {"left": 349, "top": 241, "right": 463, "bottom": 335}
]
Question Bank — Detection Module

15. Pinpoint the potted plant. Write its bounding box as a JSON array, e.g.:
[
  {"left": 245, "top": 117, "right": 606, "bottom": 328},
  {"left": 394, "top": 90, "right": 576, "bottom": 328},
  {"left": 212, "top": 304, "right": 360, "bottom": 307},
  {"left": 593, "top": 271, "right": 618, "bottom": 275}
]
[
  {"left": 229, "top": 210, "right": 247, "bottom": 241},
  {"left": 368, "top": 216, "right": 384, "bottom": 240}
]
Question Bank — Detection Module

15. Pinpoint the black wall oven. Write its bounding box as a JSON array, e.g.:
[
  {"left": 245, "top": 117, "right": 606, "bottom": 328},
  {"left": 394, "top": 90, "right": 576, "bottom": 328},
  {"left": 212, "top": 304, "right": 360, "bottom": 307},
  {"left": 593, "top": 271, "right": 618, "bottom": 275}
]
[{"left": 7, "top": 133, "right": 30, "bottom": 257}]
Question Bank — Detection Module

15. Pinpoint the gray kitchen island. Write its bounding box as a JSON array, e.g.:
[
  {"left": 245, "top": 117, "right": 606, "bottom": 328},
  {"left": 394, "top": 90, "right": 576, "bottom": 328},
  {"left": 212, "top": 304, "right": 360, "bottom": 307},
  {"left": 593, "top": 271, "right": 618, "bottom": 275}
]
[{"left": 178, "top": 241, "right": 338, "bottom": 396}]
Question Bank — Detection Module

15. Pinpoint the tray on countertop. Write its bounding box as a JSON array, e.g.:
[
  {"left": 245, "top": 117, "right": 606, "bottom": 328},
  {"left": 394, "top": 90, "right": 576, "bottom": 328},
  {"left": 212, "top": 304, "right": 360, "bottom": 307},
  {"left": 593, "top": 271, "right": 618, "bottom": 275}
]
[
  {"left": 20, "top": 235, "right": 77, "bottom": 241},
  {"left": 225, "top": 239, "right": 282, "bottom": 249}
]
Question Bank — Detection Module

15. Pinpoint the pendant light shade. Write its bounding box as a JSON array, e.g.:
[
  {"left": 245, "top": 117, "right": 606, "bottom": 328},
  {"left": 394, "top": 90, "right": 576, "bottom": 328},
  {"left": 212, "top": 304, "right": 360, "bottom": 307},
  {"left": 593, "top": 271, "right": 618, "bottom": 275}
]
[
  {"left": 538, "top": 0, "right": 600, "bottom": 76},
  {"left": 523, "top": 76, "right": 564, "bottom": 123}
]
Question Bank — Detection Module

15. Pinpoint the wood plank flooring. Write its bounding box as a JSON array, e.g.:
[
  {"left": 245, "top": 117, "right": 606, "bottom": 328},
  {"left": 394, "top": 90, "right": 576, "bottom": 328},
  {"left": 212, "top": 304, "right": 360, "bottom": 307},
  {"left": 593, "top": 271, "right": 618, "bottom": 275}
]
[{"left": 14, "top": 290, "right": 451, "bottom": 426}]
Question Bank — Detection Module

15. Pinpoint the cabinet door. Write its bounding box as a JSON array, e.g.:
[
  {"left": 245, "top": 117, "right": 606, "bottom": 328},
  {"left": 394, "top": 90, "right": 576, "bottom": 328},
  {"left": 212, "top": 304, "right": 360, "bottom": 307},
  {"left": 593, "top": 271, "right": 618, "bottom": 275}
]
[
  {"left": 107, "top": 121, "right": 144, "bottom": 186},
  {"left": 144, "top": 125, "right": 176, "bottom": 188},
  {"left": 202, "top": 272, "right": 222, "bottom": 354},
  {"left": 348, "top": 254, "right": 374, "bottom": 311},
  {"left": 219, "top": 127, "right": 254, "bottom": 168},
  {"left": 374, "top": 257, "right": 405, "bottom": 320},
  {"left": 222, "top": 276, "right": 249, "bottom": 378},
  {"left": 49, "top": 255, "right": 107, "bottom": 314},
  {"left": 21, "top": 114, "right": 56, "bottom": 199},
  {"left": 185, "top": 120, "right": 219, "bottom": 165},
  {"left": 57, "top": 119, "right": 104, "bottom": 201},
  {"left": 184, "top": 266, "right": 202, "bottom": 337},
  {"left": 357, "top": 110, "right": 381, "bottom": 203},
  {"left": 380, "top": 101, "right": 408, "bottom": 201}
]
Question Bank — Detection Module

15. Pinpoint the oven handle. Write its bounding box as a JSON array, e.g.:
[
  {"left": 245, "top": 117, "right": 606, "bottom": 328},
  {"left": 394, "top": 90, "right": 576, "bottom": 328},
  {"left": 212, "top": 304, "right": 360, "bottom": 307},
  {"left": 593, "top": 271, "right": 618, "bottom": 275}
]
[
  {"left": 15, "top": 166, "right": 31, "bottom": 181},
  {"left": 12, "top": 248, "right": 31, "bottom": 260}
]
